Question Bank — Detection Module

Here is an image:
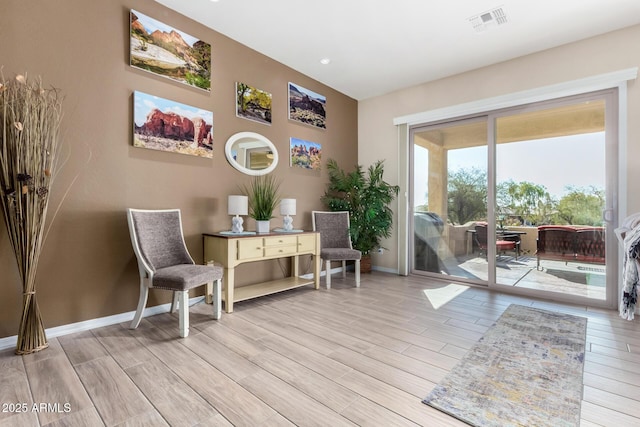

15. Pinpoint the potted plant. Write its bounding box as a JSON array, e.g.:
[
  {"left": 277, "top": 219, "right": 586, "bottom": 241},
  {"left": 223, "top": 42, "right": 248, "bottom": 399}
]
[
  {"left": 241, "top": 174, "right": 281, "bottom": 233},
  {"left": 322, "top": 159, "right": 399, "bottom": 272}
]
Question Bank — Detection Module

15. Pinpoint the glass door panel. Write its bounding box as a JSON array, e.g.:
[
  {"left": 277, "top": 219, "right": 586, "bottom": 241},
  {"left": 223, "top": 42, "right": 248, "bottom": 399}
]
[
  {"left": 493, "top": 98, "right": 610, "bottom": 301},
  {"left": 411, "top": 119, "right": 489, "bottom": 282}
]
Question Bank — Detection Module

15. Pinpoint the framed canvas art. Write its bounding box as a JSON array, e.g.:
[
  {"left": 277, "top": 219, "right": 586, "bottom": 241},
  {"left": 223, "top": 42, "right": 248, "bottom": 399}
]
[
  {"left": 133, "top": 91, "right": 213, "bottom": 158},
  {"left": 290, "top": 137, "right": 321, "bottom": 170},
  {"left": 288, "top": 82, "right": 326, "bottom": 129},
  {"left": 236, "top": 82, "right": 272, "bottom": 125},
  {"left": 130, "top": 10, "right": 211, "bottom": 91}
]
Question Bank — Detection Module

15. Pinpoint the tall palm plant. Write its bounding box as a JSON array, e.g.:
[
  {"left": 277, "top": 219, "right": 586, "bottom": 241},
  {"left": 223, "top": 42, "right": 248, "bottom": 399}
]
[{"left": 322, "top": 159, "right": 399, "bottom": 256}]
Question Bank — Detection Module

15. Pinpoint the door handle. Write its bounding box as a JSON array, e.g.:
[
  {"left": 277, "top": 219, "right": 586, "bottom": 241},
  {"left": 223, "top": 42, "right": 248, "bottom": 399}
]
[{"left": 602, "top": 209, "right": 614, "bottom": 223}]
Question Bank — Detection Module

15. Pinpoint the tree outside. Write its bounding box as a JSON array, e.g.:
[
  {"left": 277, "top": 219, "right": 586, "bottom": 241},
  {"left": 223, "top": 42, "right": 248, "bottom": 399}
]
[{"left": 443, "top": 167, "right": 603, "bottom": 226}]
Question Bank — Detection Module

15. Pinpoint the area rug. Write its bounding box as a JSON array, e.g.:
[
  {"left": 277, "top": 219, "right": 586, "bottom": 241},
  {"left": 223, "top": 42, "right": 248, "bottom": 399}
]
[{"left": 423, "top": 304, "right": 587, "bottom": 427}]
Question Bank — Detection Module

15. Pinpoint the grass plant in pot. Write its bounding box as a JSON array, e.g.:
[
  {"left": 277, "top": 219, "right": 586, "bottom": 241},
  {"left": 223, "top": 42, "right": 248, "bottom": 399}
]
[
  {"left": 241, "top": 174, "right": 281, "bottom": 233},
  {"left": 322, "top": 159, "right": 399, "bottom": 273}
]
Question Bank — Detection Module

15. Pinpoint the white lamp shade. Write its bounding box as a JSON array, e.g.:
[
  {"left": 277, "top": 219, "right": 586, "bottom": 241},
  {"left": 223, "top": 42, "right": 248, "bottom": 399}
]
[
  {"left": 228, "top": 195, "right": 248, "bottom": 216},
  {"left": 280, "top": 198, "right": 296, "bottom": 216}
]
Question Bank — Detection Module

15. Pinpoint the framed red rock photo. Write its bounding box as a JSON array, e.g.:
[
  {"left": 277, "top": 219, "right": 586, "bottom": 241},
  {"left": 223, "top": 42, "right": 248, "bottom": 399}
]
[
  {"left": 130, "top": 9, "right": 211, "bottom": 91},
  {"left": 288, "top": 82, "right": 326, "bottom": 129},
  {"left": 133, "top": 91, "right": 213, "bottom": 158}
]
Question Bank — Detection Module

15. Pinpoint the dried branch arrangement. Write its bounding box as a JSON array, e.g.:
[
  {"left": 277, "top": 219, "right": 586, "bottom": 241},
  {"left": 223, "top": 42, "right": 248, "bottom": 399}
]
[{"left": 0, "top": 72, "right": 63, "bottom": 354}]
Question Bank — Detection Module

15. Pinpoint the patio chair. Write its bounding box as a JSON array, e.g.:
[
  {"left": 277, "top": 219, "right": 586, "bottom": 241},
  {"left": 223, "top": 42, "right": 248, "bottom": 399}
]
[
  {"left": 127, "top": 208, "right": 223, "bottom": 338},
  {"left": 312, "top": 211, "right": 361, "bottom": 288},
  {"left": 474, "top": 224, "right": 519, "bottom": 259}
]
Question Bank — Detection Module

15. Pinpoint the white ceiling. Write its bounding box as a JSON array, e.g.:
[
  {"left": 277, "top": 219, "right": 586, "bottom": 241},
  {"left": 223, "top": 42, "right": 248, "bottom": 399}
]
[{"left": 154, "top": 0, "right": 640, "bottom": 100}]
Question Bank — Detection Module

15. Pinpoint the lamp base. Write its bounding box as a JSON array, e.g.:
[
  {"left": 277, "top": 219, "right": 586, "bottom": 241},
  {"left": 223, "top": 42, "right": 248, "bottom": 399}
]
[
  {"left": 283, "top": 215, "right": 294, "bottom": 232},
  {"left": 231, "top": 215, "right": 244, "bottom": 233}
]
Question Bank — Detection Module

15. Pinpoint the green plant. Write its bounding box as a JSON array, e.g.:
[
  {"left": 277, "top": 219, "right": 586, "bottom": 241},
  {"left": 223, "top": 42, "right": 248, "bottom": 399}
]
[
  {"left": 241, "top": 174, "right": 281, "bottom": 221},
  {"left": 322, "top": 159, "right": 399, "bottom": 255}
]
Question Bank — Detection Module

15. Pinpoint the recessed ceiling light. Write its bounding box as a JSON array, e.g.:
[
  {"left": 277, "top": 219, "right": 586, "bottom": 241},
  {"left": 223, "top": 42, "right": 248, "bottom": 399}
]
[{"left": 320, "top": 58, "right": 331, "bottom": 65}]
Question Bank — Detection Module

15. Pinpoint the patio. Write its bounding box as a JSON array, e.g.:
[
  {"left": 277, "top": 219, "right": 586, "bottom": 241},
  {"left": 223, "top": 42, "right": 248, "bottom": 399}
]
[{"left": 446, "top": 253, "right": 606, "bottom": 300}]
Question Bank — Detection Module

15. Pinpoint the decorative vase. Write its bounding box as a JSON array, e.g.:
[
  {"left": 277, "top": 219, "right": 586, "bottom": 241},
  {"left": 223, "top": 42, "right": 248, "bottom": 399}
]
[{"left": 256, "top": 220, "right": 270, "bottom": 233}]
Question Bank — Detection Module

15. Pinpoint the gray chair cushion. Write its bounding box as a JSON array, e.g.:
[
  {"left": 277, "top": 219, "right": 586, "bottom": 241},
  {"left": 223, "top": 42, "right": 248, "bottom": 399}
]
[
  {"left": 153, "top": 264, "right": 223, "bottom": 291},
  {"left": 130, "top": 210, "right": 193, "bottom": 271},
  {"left": 314, "top": 212, "right": 352, "bottom": 249},
  {"left": 320, "top": 248, "right": 362, "bottom": 261}
]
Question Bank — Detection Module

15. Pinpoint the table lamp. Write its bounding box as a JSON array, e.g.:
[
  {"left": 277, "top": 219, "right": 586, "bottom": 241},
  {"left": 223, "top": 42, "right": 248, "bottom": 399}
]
[
  {"left": 280, "top": 198, "right": 296, "bottom": 231},
  {"left": 228, "top": 195, "right": 248, "bottom": 233}
]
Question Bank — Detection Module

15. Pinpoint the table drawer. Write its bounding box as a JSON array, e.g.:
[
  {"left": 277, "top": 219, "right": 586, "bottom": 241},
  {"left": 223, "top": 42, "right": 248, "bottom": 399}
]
[
  {"left": 264, "top": 244, "right": 297, "bottom": 257},
  {"left": 237, "top": 237, "right": 264, "bottom": 260},
  {"left": 264, "top": 235, "right": 297, "bottom": 247},
  {"left": 297, "top": 234, "right": 316, "bottom": 252}
]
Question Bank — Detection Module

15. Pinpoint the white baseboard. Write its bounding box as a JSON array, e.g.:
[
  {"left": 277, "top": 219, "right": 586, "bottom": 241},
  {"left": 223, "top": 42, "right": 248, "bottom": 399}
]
[{"left": 0, "top": 296, "right": 205, "bottom": 352}]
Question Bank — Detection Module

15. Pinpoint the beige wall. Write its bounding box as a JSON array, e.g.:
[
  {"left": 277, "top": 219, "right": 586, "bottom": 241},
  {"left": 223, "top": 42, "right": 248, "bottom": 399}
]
[
  {"left": 359, "top": 24, "right": 640, "bottom": 272},
  {"left": 0, "top": 0, "right": 357, "bottom": 338}
]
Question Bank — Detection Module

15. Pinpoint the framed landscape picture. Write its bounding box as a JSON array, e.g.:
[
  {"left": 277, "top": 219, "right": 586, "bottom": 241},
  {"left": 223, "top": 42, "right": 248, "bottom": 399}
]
[
  {"left": 130, "top": 10, "right": 211, "bottom": 91},
  {"left": 236, "top": 82, "right": 272, "bottom": 125},
  {"left": 288, "top": 83, "right": 326, "bottom": 129},
  {"left": 133, "top": 91, "right": 214, "bottom": 158},
  {"left": 290, "top": 137, "right": 321, "bottom": 170}
]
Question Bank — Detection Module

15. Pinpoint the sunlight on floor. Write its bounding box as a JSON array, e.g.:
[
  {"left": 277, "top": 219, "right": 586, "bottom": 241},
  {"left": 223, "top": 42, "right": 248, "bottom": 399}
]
[{"left": 422, "top": 283, "right": 470, "bottom": 309}]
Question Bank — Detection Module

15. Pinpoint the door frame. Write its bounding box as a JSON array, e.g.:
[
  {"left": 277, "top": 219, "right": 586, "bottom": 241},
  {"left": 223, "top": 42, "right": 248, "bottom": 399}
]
[{"left": 397, "top": 68, "right": 636, "bottom": 309}]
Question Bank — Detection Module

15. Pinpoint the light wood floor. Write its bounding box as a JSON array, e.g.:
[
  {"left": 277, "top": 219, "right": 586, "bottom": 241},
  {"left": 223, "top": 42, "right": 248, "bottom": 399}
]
[{"left": 1, "top": 272, "right": 639, "bottom": 426}]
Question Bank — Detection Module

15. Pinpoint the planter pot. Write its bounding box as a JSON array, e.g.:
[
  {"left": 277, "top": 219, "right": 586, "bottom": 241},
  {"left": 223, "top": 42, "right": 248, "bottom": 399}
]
[
  {"left": 360, "top": 254, "right": 372, "bottom": 273},
  {"left": 256, "top": 220, "right": 270, "bottom": 233}
]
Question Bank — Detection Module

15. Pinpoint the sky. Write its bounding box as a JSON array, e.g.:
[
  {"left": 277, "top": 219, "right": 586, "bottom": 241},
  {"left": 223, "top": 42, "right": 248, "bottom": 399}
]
[
  {"left": 134, "top": 91, "right": 213, "bottom": 127},
  {"left": 132, "top": 9, "right": 199, "bottom": 46},
  {"left": 414, "top": 132, "right": 606, "bottom": 208}
]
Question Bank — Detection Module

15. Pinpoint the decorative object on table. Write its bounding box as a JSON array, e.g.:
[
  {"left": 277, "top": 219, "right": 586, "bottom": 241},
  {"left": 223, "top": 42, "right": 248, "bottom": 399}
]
[
  {"left": 236, "top": 82, "right": 272, "bottom": 125},
  {"left": 288, "top": 82, "right": 326, "bottom": 129},
  {"left": 241, "top": 175, "right": 281, "bottom": 233},
  {"left": 0, "top": 72, "right": 63, "bottom": 354},
  {"left": 228, "top": 195, "right": 248, "bottom": 233},
  {"left": 130, "top": 9, "right": 211, "bottom": 91},
  {"left": 322, "top": 158, "right": 399, "bottom": 273},
  {"left": 423, "top": 304, "right": 587, "bottom": 427},
  {"left": 225, "top": 132, "right": 278, "bottom": 176},
  {"left": 312, "top": 211, "right": 361, "bottom": 289},
  {"left": 290, "top": 137, "right": 321, "bottom": 170},
  {"left": 127, "top": 209, "right": 223, "bottom": 338},
  {"left": 280, "top": 198, "right": 296, "bottom": 231},
  {"left": 133, "top": 91, "right": 213, "bottom": 158}
]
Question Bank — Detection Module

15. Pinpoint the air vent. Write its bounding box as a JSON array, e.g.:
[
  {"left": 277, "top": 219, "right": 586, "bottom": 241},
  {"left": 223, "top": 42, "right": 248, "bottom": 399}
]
[{"left": 469, "top": 6, "right": 508, "bottom": 32}]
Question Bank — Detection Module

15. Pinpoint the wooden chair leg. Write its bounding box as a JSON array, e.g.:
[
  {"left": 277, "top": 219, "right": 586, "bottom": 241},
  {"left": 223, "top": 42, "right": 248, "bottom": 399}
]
[
  {"left": 342, "top": 260, "right": 346, "bottom": 278},
  {"left": 130, "top": 280, "right": 149, "bottom": 330},
  {"left": 178, "top": 290, "right": 189, "bottom": 338},
  {"left": 325, "top": 259, "right": 332, "bottom": 289},
  {"left": 355, "top": 259, "right": 361, "bottom": 287},
  {"left": 205, "top": 281, "right": 213, "bottom": 304},
  {"left": 171, "top": 291, "right": 179, "bottom": 313},
  {"left": 212, "top": 279, "right": 221, "bottom": 320}
]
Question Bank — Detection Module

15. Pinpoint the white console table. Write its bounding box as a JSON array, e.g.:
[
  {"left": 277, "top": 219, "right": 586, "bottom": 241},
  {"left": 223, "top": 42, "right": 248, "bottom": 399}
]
[{"left": 203, "top": 231, "right": 320, "bottom": 313}]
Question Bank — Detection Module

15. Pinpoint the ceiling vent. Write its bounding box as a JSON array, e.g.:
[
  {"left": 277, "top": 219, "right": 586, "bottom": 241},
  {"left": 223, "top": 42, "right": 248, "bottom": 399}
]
[{"left": 469, "top": 6, "right": 508, "bottom": 33}]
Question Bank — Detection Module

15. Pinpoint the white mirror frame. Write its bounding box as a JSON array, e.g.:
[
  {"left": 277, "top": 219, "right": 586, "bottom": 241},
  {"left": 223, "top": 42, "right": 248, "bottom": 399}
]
[{"left": 224, "top": 131, "right": 279, "bottom": 176}]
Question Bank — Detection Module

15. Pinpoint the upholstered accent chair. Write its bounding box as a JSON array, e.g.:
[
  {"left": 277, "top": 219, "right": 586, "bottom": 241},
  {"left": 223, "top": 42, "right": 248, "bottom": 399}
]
[
  {"left": 312, "top": 211, "right": 361, "bottom": 288},
  {"left": 127, "top": 208, "right": 223, "bottom": 337}
]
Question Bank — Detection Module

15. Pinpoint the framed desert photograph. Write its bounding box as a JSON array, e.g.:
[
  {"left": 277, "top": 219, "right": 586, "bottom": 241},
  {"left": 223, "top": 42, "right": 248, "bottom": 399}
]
[
  {"left": 133, "top": 91, "right": 213, "bottom": 158},
  {"left": 236, "top": 82, "right": 272, "bottom": 125},
  {"left": 288, "top": 82, "right": 326, "bottom": 129},
  {"left": 290, "top": 138, "right": 321, "bottom": 170},
  {"left": 130, "top": 10, "right": 211, "bottom": 91}
]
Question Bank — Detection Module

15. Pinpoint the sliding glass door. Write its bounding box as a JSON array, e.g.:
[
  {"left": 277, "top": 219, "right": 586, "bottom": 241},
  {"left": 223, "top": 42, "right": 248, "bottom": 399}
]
[{"left": 410, "top": 90, "right": 617, "bottom": 306}]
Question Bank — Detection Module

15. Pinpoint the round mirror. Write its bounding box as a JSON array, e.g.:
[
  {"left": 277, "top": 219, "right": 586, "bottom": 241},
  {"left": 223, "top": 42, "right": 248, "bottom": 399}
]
[{"left": 225, "top": 132, "right": 278, "bottom": 176}]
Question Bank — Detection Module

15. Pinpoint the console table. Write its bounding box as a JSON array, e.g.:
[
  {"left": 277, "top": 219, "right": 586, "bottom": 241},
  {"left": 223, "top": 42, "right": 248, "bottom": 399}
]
[{"left": 203, "top": 231, "right": 321, "bottom": 313}]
